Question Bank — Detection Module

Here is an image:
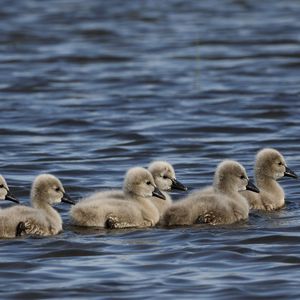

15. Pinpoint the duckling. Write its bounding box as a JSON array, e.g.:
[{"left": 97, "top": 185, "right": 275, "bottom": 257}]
[
  {"left": 241, "top": 148, "right": 297, "bottom": 211},
  {"left": 83, "top": 161, "right": 187, "bottom": 219},
  {"left": 0, "top": 175, "right": 18, "bottom": 205},
  {"left": 70, "top": 167, "right": 165, "bottom": 228},
  {"left": 163, "top": 160, "right": 259, "bottom": 226},
  {"left": 0, "top": 174, "right": 74, "bottom": 238}
]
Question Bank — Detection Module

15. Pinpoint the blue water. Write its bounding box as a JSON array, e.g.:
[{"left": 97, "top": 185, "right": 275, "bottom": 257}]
[{"left": 1, "top": 0, "right": 300, "bottom": 299}]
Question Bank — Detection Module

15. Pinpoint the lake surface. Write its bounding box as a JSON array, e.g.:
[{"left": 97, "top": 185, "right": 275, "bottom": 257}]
[{"left": 1, "top": 0, "right": 300, "bottom": 299}]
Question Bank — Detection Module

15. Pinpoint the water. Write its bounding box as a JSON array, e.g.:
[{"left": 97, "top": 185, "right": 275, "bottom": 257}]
[{"left": 1, "top": 0, "right": 300, "bottom": 298}]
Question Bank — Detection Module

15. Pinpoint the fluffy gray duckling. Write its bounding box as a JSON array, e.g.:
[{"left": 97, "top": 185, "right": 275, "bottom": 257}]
[
  {"left": 163, "top": 160, "right": 259, "bottom": 226},
  {"left": 241, "top": 148, "right": 297, "bottom": 211},
  {"left": 70, "top": 167, "right": 165, "bottom": 229},
  {"left": 0, "top": 174, "right": 73, "bottom": 238}
]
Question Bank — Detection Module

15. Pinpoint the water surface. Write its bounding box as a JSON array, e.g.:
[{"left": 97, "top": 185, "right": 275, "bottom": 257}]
[{"left": 1, "top": 0, "right": 300, "bottom": 299}]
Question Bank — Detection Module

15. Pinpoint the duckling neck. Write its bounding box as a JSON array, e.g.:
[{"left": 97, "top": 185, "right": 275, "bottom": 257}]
[
  {"left": 256, "top": 173, "right": 285, "bottom": 208},
  {"left": 137, "top": 195, "right": 160, "bottom": 224},
  {"left": 256, "top": 174, "right": 280, "bottom": 191},
  {"left": 124, "top": 190, "right": 135, "bottom": 200},
  {"left": 32, "top": 198, "right": 62, "bottom": 224}
]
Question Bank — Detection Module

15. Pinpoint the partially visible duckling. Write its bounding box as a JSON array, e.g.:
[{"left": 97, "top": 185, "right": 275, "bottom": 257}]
[
  {"left": 148, "top": 161, "right": 187, "bottom": 219},
  {"left": 0, "top": 175, "right": 18, "bottom": 205}
]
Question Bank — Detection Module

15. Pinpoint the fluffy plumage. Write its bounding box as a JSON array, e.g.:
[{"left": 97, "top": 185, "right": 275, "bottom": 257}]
[
  {"left": 0, "top": 174, "right": 73, "bottom": 238},
  {"left": 70, "top": 167, "right": 164, "bottom": 228},
  {"left": 241, "top": 148, "right": 297, "bottom": 211},
  {"left": 75, "top": 161, "right": 187, "bottom": 223},
  {"left": 163, "top": 160, "right": 258, "bottom": 226}
]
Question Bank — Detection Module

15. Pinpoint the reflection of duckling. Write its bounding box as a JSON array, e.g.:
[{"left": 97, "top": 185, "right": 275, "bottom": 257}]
[
  {"left": 0, "top": 174, "right": 73, "bottom": 238},
  {"left": 241, "top": 148, "right": 297, "bottom": 211},
  {"left": 70, "top": 167, "right": 165, "bottom": 228},
  {"left": 163, "top": 160, "right": 259, "bottom": 226},
  {"left": 0, "top": 175, "right": 18, "bottom": 205}
]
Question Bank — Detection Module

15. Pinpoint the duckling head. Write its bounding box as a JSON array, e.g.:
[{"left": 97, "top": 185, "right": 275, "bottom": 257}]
[
  {"left": 256, "top": 148, "right": 297, "bottom": 180},
  {"left": 0, "top": 175, "right": 19, "bottom": 203},
  {"left": 214, "top": 160, "right": 259, "bottom": 194},
  {"left": 123, "top": 167, "right": 166, "bottom": 200},
  {"left": 31, "top": 174, "right": 74, "bottom": 207},
  {"left": 148, "top": 161, "right": 187, "bottom": 192}
]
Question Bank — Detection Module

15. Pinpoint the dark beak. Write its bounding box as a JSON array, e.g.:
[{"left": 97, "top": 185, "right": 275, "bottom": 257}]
[
  {"left": 61, "top": 192, "right": 75, "bottom": 205},
  {"left": 152, "top": 187, "right": 166, "bottom": 200},
  {"left": 171, "top": 178, "right": 188, "bottom": 191},
  {"left": 284, "top": 166, "right": 298, "bottom": 179},
  {"left": 246, "top": 180, "right": 260, "bottom": 193},
  {"left": 5, "top": 190, "right": 19, "bottom": 203}
]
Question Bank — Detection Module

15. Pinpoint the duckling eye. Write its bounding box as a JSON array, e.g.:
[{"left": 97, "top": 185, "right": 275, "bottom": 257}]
[
  {"left": 0, "top": 184, "right": 4, "bottom": 188},
  {"left": 55, "top": 187, "right": 60, "bottom": 192},
  {"left": 146, "top": 181, "right": 151, "bottom": 185},
  {"left": 240, "top": 175, "right": 246, "bottom": 180},
  {"left": 278, "top": 162, "right": 283, "bottom": 166},
  {"left": 163, "top": 175, "right": 168, "bottom": 179}
]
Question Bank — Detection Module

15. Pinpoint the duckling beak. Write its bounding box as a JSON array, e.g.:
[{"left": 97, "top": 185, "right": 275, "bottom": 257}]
[
  {"left": 171, "top": 178, "right": 188, "bottom": 191},
  {"left": 61, "top": 193, "right": 75, "bottom": 205},
  {"left": 246, "top": 180, "right": 260, "bottom": 193},
  {"left": 152, "top": 187, "right": 166, "bottom": 200},
  {"left": 5, "top": 191, "right": 19, "bottom": 203},
  {"left": 284, "top": 166, "right": 297, "bottom": 179}
]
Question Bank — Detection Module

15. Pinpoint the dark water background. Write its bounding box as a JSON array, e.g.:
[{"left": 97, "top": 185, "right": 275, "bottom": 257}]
[{"left": 1, "top": 0, "right": 300, "bottom": 299}]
